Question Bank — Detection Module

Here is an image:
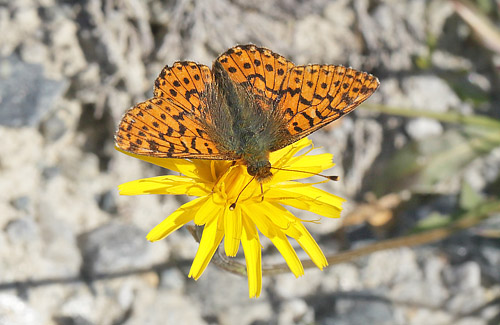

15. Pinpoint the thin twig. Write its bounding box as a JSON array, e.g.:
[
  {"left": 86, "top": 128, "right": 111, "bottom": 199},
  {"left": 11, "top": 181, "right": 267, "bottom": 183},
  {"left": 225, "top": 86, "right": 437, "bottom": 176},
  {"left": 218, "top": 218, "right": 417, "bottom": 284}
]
[{"left": 208, "top": 200, "right": 500, "bottom": 277}]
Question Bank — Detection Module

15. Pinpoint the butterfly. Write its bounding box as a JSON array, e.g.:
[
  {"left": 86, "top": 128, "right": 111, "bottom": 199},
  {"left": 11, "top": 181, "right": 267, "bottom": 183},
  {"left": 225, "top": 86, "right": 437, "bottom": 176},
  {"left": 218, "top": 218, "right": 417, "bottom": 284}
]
[{"left": 115, "top": 44, "right": 379, "bottom": 182}]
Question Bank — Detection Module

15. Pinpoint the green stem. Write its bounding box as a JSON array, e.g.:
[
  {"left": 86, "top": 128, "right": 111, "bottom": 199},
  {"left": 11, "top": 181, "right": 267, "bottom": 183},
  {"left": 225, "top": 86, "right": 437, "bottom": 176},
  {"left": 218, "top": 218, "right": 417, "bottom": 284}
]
[{"left": 363, "top": 104, "right": 500, "bottom": 129}]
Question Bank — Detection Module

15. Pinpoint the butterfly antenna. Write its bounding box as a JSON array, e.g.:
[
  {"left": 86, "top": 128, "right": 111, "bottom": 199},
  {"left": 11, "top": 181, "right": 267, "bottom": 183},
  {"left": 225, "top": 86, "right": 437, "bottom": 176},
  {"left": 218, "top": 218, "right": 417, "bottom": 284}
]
[
  {"left": 269, "top": 167, "right": 339, "bottom": 181},
  {"left": 229, "top": 177, "right": 256, "bottom": 211}
]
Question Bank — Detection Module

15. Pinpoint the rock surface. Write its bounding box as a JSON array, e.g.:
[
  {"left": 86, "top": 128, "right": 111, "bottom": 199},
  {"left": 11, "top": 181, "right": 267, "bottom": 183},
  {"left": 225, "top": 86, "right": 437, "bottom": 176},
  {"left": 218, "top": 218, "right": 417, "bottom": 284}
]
[{"left": 0, "top": 0, "right": 499, "bottom": 324}]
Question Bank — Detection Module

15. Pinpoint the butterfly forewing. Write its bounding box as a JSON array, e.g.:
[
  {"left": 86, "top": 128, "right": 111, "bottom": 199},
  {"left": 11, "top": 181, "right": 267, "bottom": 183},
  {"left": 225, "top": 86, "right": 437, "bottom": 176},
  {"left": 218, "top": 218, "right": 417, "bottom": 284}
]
[
  {"left": 272, "top": 65, "right": 380, "bottom": 149},
  {"left": 216, "top": 45, "right": 295, "bottom": 101},
  {"left": 153, "top": 62, "right": 212, "bottom": 119}
]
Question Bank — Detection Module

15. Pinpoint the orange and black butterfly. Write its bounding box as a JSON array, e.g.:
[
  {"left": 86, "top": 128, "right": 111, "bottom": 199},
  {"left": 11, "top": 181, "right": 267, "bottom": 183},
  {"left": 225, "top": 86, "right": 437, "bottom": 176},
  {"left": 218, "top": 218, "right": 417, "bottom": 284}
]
[{"left": 115, "top": 45, "right": 379, "bottom": 182}]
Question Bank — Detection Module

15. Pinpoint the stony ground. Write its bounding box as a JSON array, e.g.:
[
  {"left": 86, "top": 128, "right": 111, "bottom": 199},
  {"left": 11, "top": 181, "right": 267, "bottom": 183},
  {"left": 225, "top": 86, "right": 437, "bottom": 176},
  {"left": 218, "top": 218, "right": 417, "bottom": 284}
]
[{"left": 1, "top": 0, "right": 500, "bottom": 324}]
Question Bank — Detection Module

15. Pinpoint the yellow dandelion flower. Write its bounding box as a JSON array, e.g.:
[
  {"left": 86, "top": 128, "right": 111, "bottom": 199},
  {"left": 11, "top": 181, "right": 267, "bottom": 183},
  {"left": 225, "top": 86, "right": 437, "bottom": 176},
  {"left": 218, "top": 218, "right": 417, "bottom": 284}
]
[{"left": 117, "top": 137, "right": 345, "bottom": 298}]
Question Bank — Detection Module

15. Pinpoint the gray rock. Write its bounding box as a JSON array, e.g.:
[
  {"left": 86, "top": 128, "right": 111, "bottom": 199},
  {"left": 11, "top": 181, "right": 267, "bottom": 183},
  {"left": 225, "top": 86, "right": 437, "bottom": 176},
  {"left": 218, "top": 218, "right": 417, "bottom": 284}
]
[
  {"left": 39, "top": 112, "right": 67, "bottom": 142},
  {"left": 187, "top": 267, "right": 272, "bottom": 324},
  {"left": 390, "top": 281, "right": 449, "bottom": 307},
  {"left": 78, "top": 222, "right": 151, "bottom": 276},
  {"left": 361, "top": 248, "right": 422, "bottom": 288},
  {"left": 0, "top": 294, "right": 39, "bottom": 325},
  {"left": 275, "top": 268, "right": 325, "bottom": 299},
  {"left": 443, "top": 261, "right": 481, "bottom": 291},
  {"left": 403, "top": 76, "right": 460, "bottom": 112},
  {"left": 278, "top": 299, "right": 314, "bottom": 325},
  {"left": 0, "top": 1, "right": 498, "bottom": 324},
  {"left": 41, "top": 166, "right": 60, "bottom": 180},
  {"left": 322, "top": 263, "right": 362, "bottom": 292},
  {"left": 95, "top": 190, "right": 118, "bottom": 215},
  {"left": 480, "top": 243, "right": 500, "bottom": 282},
  {"left": 126, "top": 290, "right": 207, "bottom": 325},
  {"left": 159, "top": 268, "right": 186, "bottom": 292},
  {"left": 319, "top": 299, "right": 394, "bottom": 325},
  {"left": 53, "top": 315, "right": 95, "bottom": 325},
  {"left": 445, "top": 288, "right": 486, "bottom": 315},
  {"left": 405, "top": 117, "right": 443, "bottom": 141},
  {"left": 0, "top": 55, "right": 67, "bottom": 127},
  {"left": 9, "top": 196, "right": 30, "bottom": 212},
  {"left": 443, "top": 262, "right": 486, "bottom": 314},
  {"left": 5, "top": 217, "right": 39, "bottom": 244}
]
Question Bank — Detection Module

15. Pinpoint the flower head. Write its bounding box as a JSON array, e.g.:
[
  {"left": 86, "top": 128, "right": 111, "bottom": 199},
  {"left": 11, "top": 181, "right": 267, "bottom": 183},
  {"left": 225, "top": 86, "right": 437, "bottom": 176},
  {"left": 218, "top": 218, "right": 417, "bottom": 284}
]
[{"left": 117, "top": 138, "right": 345, "bottom": 297}]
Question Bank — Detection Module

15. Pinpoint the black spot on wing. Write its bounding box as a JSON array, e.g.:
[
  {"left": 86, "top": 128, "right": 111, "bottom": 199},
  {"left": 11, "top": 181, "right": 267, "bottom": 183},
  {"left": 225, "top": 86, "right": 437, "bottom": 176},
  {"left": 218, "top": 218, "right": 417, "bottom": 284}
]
[
  {"left": 301, "top": 112, "right": 314, "bottom": 127},
  {"left": 191, "top": 137, "right": 201, "bottom": 154},
  {"left": 299, "top": 96, "right": 312, "bottom": 106},
  {"left": 147, "top": 139, "right": 159, "bottom": 151},
  {"left": 178, "top": 123, "right": 187, "bottom": 135},
  {"left": 293, "top": 125, "right": 303, "bottom": 133}
]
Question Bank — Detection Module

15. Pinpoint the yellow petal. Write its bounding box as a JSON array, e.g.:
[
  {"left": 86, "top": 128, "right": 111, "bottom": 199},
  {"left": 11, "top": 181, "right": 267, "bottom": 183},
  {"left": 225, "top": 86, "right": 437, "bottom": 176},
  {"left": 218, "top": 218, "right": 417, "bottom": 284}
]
[
  {"left": 270, "top": 154, "right": 335, "bottom": 183},
  {"left": 241, "top": 204, "right": 277, "bottom": 238},
  {"left": 116, "top": 147, "right": 202, "bottom": 178},
  {"left": 242, "top": 201, "right": 300, "bottom": 238},
  {"left": 224, "top": 206, "right": 242, "bottom": 257},
  {"left": 188, "top": 216, "right": 224, "bottom": 280},
  {"left": 285, "top": 221, "right": 327, "bottom": 269},
  {"left": 193, "top": 196, "right": 222, "bottom": 226},
  {"left": 267, "top": 182, "right": 345, "bottom": 218},
  {"left": 241, "top": 204, "right": 303, "bottom": 277},
  {"left": 256, "top": 202, "right": 303, "bottom": 238},
  {"left": 269, "top": 231, "right": 304, "bottom": 277},
  {"left": 241, "top": 217, "right": 262, "bottom": 298},
  {"left": 119, "top": 175, "right": 211, "bottom": 196},
  {"left": 269, "top": 137, "right": 312, "bottom": 163},
  {"left": 146, "top": 197, "right": 205, "bottom": 241}
]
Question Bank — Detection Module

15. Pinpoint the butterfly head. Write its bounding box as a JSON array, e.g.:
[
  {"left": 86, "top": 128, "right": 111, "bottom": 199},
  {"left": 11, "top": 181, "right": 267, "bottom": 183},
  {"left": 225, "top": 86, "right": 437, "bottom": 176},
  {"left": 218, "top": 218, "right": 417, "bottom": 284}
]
[{"left": 246, "top": 160, "right": 272, "bottom": 182}]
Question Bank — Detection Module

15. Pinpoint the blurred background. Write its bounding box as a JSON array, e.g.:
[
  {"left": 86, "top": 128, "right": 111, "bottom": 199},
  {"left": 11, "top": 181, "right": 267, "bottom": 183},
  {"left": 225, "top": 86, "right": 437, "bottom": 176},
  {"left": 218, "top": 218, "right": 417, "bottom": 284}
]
[{"left": 1, "top": 0, "right": 500, "bottom": 324}]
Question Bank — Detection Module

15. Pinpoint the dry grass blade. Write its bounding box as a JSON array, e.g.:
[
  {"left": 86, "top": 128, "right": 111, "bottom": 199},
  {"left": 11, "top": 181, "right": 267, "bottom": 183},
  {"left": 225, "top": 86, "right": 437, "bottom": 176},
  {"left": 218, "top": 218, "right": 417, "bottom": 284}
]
[{"left": 452, "top": 0, "right": 500, "bottom": 54}]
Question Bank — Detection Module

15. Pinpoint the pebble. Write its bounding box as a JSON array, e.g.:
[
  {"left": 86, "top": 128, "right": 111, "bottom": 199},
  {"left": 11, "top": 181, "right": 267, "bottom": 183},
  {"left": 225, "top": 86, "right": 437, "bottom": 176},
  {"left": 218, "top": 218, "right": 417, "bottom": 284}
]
[
  {"left": 0, "top": 55, "right": 67, "bottom": 127},
  {"left": 78, "top": 222, "right": 151, "bottom": 276}
]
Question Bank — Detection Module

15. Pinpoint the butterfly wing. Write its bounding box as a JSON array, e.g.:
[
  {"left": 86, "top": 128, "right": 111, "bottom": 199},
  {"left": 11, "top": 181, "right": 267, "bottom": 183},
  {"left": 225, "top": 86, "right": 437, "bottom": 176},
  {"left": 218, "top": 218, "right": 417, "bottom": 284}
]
[
  {"left": 272, "top": 64, "right": 380, "bottom": 150},
  {"left": 115, "top": 63, "right": 239, "bottom": 160},
  {"left": 153, "top": 61, "right": 212, "bottom": 119},
  {"left": 215, "top": 44, "right": 295, "bottom": 101}
]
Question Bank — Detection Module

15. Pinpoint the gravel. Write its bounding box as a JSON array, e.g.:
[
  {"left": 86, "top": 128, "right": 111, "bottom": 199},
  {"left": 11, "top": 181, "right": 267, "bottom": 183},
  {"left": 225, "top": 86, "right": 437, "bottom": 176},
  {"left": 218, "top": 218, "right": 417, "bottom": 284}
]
[{"left": 0, "top": 0, "right": 499, "bottom": 324}]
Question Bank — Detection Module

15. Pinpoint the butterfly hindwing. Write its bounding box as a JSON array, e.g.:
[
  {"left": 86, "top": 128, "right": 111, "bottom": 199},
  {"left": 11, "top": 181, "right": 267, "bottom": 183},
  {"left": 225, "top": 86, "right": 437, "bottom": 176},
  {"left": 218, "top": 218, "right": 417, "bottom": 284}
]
[
  {"left": 272, "top": 65, "right": 380, "bottom": 149},
  {"left": 216, "top": 44, "right": 295, "bottom": 101}
]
